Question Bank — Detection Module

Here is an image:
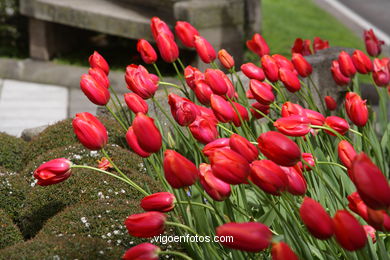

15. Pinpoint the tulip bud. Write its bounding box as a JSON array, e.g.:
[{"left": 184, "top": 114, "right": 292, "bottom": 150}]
[
  {"left": 189, "top": 115, "right": 218, "bottom": 144},
  {"left": 313, "top": 37, "right": 329, "bottom": 53},
  {"left": 194, "top": 35, "right": 216, "bottom": 63},
  {"left": 347, "top": 192, "right": 368, "bottom": 221},
  {"left": 137, "top": 39, "right": 158, "bottom": 64},
  {"left": 291, "top": 38, "right": 312, "bottom": 56},
  {"left": 132, "top": 113, "right": 162, "bottom": 153},
  {"left": 199, "top": 163, "right": 231, "bottom": 201},
  {"left": 249, "top": 79, "right": 275, "bottom": 105},
  {"left": 351, "top": 50, "right": 373, "bottom": 74},
  {"left": 291, "top": 53, "right": 312, "bottom": 77},
  {"left": 124, "top": 93, "right": 148, "bottom": 114},
  {"left": 257, "top": 131, "right": 301, "bottom": 166},
  {"left": 324, "top": 96, "right": 337, "bottom": 111},
  {"left": 163, "top": 150, "right": 199, "bottom": 188},
  {"left": 156, "top": 33, "right": 179, "bottom": 63},
  {"left": 205, "top": 69, "right": 232, "bottom": 95},
  {"left": 279, "top": 68, "right": 301, "bottom": 93},
  {"left": 281, "top": 102, "right": 306, "bottom": 117},
  {"left": 249, "top": 160, "right": 288, "bottom": 195},
  {"left": 122, "top": 243, "right": 160, "bottom": 260},
  {"left": 125, "top": 211, "right": 166, "bottom": 238},
  {"left": 351, "top": 153, "right": 390, "bottom": 210},
  {"left": 333, "top": 210, "right": 367, "bottom": 251},
  {"left": 231, "top": 102, "right": 249, "bottom": 127},
  {"left": 324, "top": 116, "right": 350, "bottom": 136},
  {"left": 251, "top": 102, "right": 270, "bottom": 119},
  {"left": 304, "top": 109, "right": 325, "bottom": 126},
  {"left": 202, "top": 138, "right": 230, "bottom": 157},
  {"left": 194, "top": 80, "right": 213, "bottom": 105},
  {"left": 241, "top": 63, "right": 265, "bottom": 81},
  {"left": 331, "top": 60, "right": 351, "bottom": 86},
  {"left": 216, "top": 222, "right": 272, "bottom": 252},
  {"left": 273, "top": 54, "right": 295, "bottom": 71},
  {"left": 126, "top": 127, "right": 151, "bottom": 158},
  {"left": 150, "top": 17, "right": 174, "bottom": 41},
  {"left": 298, "top": 153, "right": 315, "bottom": 171},
  {"left": 140, "top": 192, "right": 175, "bottom": 212},
  {"left": 372, "top": 58, "right": 390, "bottom": 86},
  {"left": 363, "top": 225, "right": 376, "bottom": 244},
  {"left": 367, "top": 208, "right": 390, "bottom": 232},
  {"left": 271, "top": 242, "right": 299, "bottom": 260},
  {"left": 299, "top": 197, "right": 334, "bottom": 239},
  {"left": 72, "top": 112, "right": 108, "bottom": 150},
  {"left": 125, "top": 65, "right": 158, "bottom": 99},
  {"left": 210, "top": 94, "right": 235, "bottom": 123},
  {"left": 88, "top": 67, "right": 109, "bottom": 89},
  {"left": 89, "top": 51, "right": 109, "bottom": 75},
  {"left": 80, "top": 74, "right": 110, "bottom": 106},
  {"left": 364, "top": 29, "right": 384, "bottom": 57},
  {"left": 175, "top": 21, "right": 199, "bottom": 48},
  {"left": 229, "top": 134, "right": 258, "bottom": 162},
  {"left": 217, "top": 49, "right": 235, "bottom": 69},
  {"left": 345, "top": 92, "right": 368, "bottom": 127},
  {"left": 210, "top": 148, "right": 250, "bottom": 185},
  {"left": 33, "top": 158, "right": 72, "bottom": 186},
  {"left": 274, "top": 115, "right": 311, "bottom": 137},
  {"left": 246, "top": 33, "right": 270, "bottom": 57},
  {"left": 261, "top": 55, "right": 279, "bottom": 82},
  {"left": 337, "top": 140, "right": 357, "bottom": 170},
  {"left": 168, "top": 93, "right": 198, "bottom": 126},
  {"left": 281, "top": 165, "right": 307, "bottom": 195},
  {"left": 338, "top": 51, "right": 356, "bottom": 77},
  {"left": 184, "top": 65, "right": 204, "bottom": 90}
]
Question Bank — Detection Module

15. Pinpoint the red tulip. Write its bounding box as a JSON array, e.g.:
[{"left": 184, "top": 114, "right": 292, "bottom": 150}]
[
  {"left": 163, "top": 150, "right": 199, "bottom": 188},
  {"left": 333, "top": 210, "right": 367, "bottom": 251},
  {"left": 125, "top": 65, "right": 158, "bottom": 99},
  {"left": 199, "top": 163, "right": 231, "bottom": 201},
  {"left": 337, "top": 140, "right": 357, "bottom": 169},
  {"left": 246, "top": 33, "right": 270, "bottom": 57},
  {"left": 274, "top": 115, "right": 310, "bottom": 136},
  {"left": 88, "top": 67, "right": 109, "bottom": 89},
  {"left": 345, "top": 92, "right": 368, "bottom": 127},
  {"left": 33, "top": 158, "right": 72, "bottom": 186},
  {"left": 156, "top": 33, "right": 179, "bottom": 63},
  {"left": 351, "top": 50, "right": 373, "bottom": 74},
  {"left": 279, "top": 68, "right": 301, "bottom": 92},
  {"left": 324, "top": 116, "right": 350, "bottom": 136},
  {"left": 324, "top": 96, "right": 337, "bottom": 111},
  {"left": 313, "top": 37, "right": 329, "bottom": 53},
  {"left": 216, "top": 222, "right": 272, "bottom": 252},
  {"left": 363, "top": 225, "right": 376, "bottom": 243},
  {"left": 281, "top": 165, "right": 307, "bottom": 195},
  {"left": 210, "top": 148, "right": 250, "bottom": 185},
  {"left": 205, "top": 69, "right": 232, "bottom": 95},
  {"left": 210, "top": 94, "right": 235, "bottom": 123},
  {"left": 230, "top": 134, "right": 258, "bottom": 162},
  {"left": 125, "top": 211, "right": 166, "bottom": 238},
  {"left": 202, "top": 138, "right": 230, "bottom": 157},
  {"left": 184, "top": 65, "right": 204, "bottom": 90},
  {"left": 132, "top": 113, "right": 162, "bottom": 153},
  {"left": 175, "top": 21, "right": 199, "bottom": 48},
  {"left": 281, "top": 102, "right": 306, "bottom": 117},
  {"left": 218, "top": 49, "right": 235, "bottom": 69},
  {"left": 249, "top": 160, "right": 288, "bottom": 195},
  {"left": 367, "top": 208, "right": 390, "bottom": 232},
  {"left": 194, "top": 35, "right": 216, "bottom": 63},
  {"left": 231, "top": 102, "right": 249, "bottom": 127},
  {"left": 347, "top": 192, "right": 368, "bottom": 221},
  {"left": 364, "top": 29, "right": 384, "bottom": 57},
  {"left": 194, "top": 80, "right": 213, "bottom": 105},
  {"left": 299, "top": 197, "right": 334, "bottom": 239},
  {"left": 251, "top": 102, "right": 270, "bottom": 119},
  {"left": 338, "top": 51, "right": 356, "bottom": 77},
  {"left": 298, "top": 153, "right": 315, "bottom": 171},
  {"left": 249, "top": 79, "right": 275, "bottom": 105},
  {"left": 89, "top": 51, "right": 109, "bottom": 75},
  {"left": 189, "top": 115, "right": 218, "bottom": 144},
  {"left": 126, "top": 127, "right": 151, "bottom": 158},
  {"left": 273, "top": 54, "right": 295, "bottom": 71},
  {"left": 80, "top": 74, "right": 110, "bottom": 106},
  {"left": 291, "top": 38, "right": 312, "bottom": 56},
  {"left": 271, "top": 242, "right": 299, "bottom": 260},
  {"left": 241, "top": 63, "right": 265, "bottom": 81},
  {"left": 137, "top": 39, "right": 157, "bottom": 64},
  {"left": 291, "top": 53, "right": 312, "bottom": 77},
  {"left": 150, "top": 17, "right": 174, "bottom": 41},
  {"left": 331, "top": 60, "right": 351, "bottom": 86},
  {"left": 257, "top": 131, "right": 301, "bottom": 166},
  {"left": 168, "top": 93, "right": 198, "bottom": 126},
  {"left": 261, "top": 55, "right": 279, "bottom": 82},
  {"left": 124, "top": 93, "right": 148, "bottom": 114},
  {"left": 350, "top": 153, "right": 390, "bottom": 210},
  {"left": 122, "top": 243, "right": 160, "bottom": 260},
  {"left": 372, "top": 58, "right": 390, "bottom": 86},
  {"left": 140, "top": 192, "right": 175, "bottom": 212},
  {"left": 72, "top": 112, "right": 108, "bottom": 150},
  {"left": 304, "top": 109, "right": 325, "bottom": 126}
]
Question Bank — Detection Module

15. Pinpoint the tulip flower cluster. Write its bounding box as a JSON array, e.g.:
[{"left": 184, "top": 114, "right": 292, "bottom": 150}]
[{"left": 33, "top": 18, "right": 390, "bottom": 260}]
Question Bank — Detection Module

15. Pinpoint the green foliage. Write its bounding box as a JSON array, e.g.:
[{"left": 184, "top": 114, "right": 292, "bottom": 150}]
[
  {"left": 0, "top": 234, "right": 123, "bottom": 260},
  {"left": 0, "top": 173, "right": 29, "bottom": 220},
  {"left": 0, "top": 209, "right": 23, "bottom": 249},
  {"left": 0, "top": 132, "right": 26, "bottom": 172}
]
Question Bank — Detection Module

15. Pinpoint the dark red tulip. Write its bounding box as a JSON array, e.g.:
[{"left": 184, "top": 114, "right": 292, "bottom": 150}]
[
  {"left": 251, "top": 102, "right": 270, "bottom": 119},
  {"left": 274, "top": 115, "right": 311, "bottom": 137},
  {"left": 351, "top": 153, "right": 390, "bottom": 210},
  {"left": 88, "top": 67, "right": 109, "bottom": 89},
  {"left": 140, "top": 192, "right": 175, "bottom": 212},
  {"left": 304, "top": 109, "right": 325, "bottom": 126},
  {"left": 122, "top": 243, "right": 160, "bottom": 260},
  {"left": 298, "top": 153, "right": 315, "bottom": 171},
  {"left": 194, "top": 35, "right": 216, "bottom": 63},
  {"left": 184, "top": 65, "right": 204, "bottom": 90},
  {"left": 202, "top": 138, "right": 230, "bottom": 157},
  {"left": 194, "top": 80, "right": 213, "bottom": 105},
  {"left": 230, "top": 134, "right": 258, "bottom": 162},
  {"left": 351, "top": 50, "right": 373, "bottom": 74},
  {"left": 80, "top": 74, "right": 110, "bottom": 106},
  {"left": 281, "top": 165, "right": 307, "bottom": 195},
  {"left": 216, "top": 222, "right": 272, "bottom": 252},
  {"left": 205, "top": 69, "right": 232, "bottom": 95},
  {"left": 125, "top": 211, "right": 166, "bottom": 238},
  {"left": 324, "top": 116, "right": 350, "bottom": 136},
  {"left": 273, "top": 54, "right": 295, "bottom": 71},
  {"left": 241, "top": 63, "right": 265, "bottom": 81},
  {"left": 175, "top": 21, "right": 199, "bottom": 48},
  {"left": 150, "top": 17, "right": 174, "bottom": 41},
  {"left": 132, "top": 113, "right": 162, "bottom": 153},
  {"left": 345, "top": 92, "right": 368, "bottom": 127},
  {"left": 372, "top": 58, "right": 390, "bottom": 86},
  {"left": 291, "top": 53, "right": 312, "bottom": 77},
  {"left": 367, "top": 208, "right": 390, "bottom": 232},
  {"left": 199, "top": 163, "right": 231, "bottom": 201},
  {"left": 261, "top": 55, "right": 279, "bottom": 82},
  {"left": 72, "top": 112, "right": 108, "bottom": 150},
  {"left": 324, "top": 96, "right": 337, "bottom": 111},
  {"left": 338, "top": 140, "right": 357, "bottom": 169},
  {"left": 210, "top": 94, "right": 235, "bottom": 123},
  {"left": 257, "top": 131, "right": 301, "bottom": 166},
  {"left": 218, "top": 49, "right": 235, "bottom": 69},
  {"left": 364, "top": 29, "right": 384, "bottom": 57},
  {"left": 124, "top": 93, "right": 148, "bottom": 114},
  {"left": 347, "top": 192, "right": 368, "bottom": 221},
  {"left": 168, "top": 93, "right": 198, "bottom": 126},
  {"left": 279, "top": 68, "right": 301, "bottom": 92},
  {"left": 331, "top": 60, "right": 351, "bottom": 86},
  {"left": 281, "top": 102, "right": 306, "bottom": 117},
  {"left": 163, "top": 150, "right": 199, "bottom": 188},
  {"left": 246, "top": 33, "right": 270, "bottom": 57},
  {"left": 300, "top": 197, "right": 334, "bottom": 239},
  {"left": 249, "top": 160, "right": 288, "bottom": 195},
  {"left": 156, "top": 33, "right": 179, "bottom": 63},
  {"left": 338, "top": 51, "right": 356, "bottom": 77},
  {"left": 137, "top": 39, "right": 158, "bottom": 64},
  {"left": 189, "top": 115, "right": 218, "bottom": 144},
  {"left": 125, "top": 65, "right": 158, "bottom": 99},
  {"left": 126, "top": 127, "right": 151, "bottom": 158},
  {"left": 333, "top": 210, "right": 367, "bottom": 251},
  {"left": 250, "top": 79, "right": 275, "bottom": 105},
  {"left": 291, "top": 38, "right": 312, "bottom": 56},
  {"left": 271, "top": 242, "right": 299, "bottom": 260},
  {"left": 89, "top": 51, "right": 109, "bottom": 75},
  {"left": 313, "top": 37, "right": 329, "bottom": 53},
  {"left": 34, "top": 158, "right": 72, "bottom": 186}
]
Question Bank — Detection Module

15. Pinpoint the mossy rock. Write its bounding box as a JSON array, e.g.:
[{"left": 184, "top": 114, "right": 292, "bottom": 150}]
[
  {"left": 0, "top": 209, "right": 23, "bottom": 249},
  {"left": 0, "top": 132, "right": 26, "bottom": 172},
  {"left": 22, "top": 117, "right": 127, "bottom": 164},
  {"left": 0, "top": 234, "right": 123, "bottom": 260}
]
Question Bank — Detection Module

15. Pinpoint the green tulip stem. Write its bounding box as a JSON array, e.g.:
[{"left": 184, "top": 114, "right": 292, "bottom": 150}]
[
  {"left": 165, "top": 221, "right": 199, "bottom": 236},
  {"left": 316, "top": 161, "right": 347, "bottom": 171},
  {"left": 105, "top": 104, "right": 128, "bottom": 132},
  {"left": 159, "top": 251, "right": 193, "bottom": 260},
  {"left": 176, "top": 201, "right": 215, "bottom": 212},
  {"left": 109, "top": 86, "right": 131, "bottom": 126}
]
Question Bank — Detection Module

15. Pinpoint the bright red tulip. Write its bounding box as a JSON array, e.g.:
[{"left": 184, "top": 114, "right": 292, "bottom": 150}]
[
  {"left": 124, "top": 93, "right": 148, "bottom": 114},
  {"left": 202, "top": 138, "right": 230, "bottom": 157},
  {"left": 246, "top": 33, "right": 270, "bottom": 57},
  {"left": 333, "top": 210, "right": 367, "bottom": 251},
  {"left": 137, "top": 39, "right": 157, "bottom": 64},
  {"left": 210, "top": 94, "right": 235, "bottom": 123},
  {"left": 257, "top": 131, "right": 301, "bottom": 166},
  {"left": 72, "top": 112, "right": 108, "bottom": 150},
  {"left": 33, "top": 158, "right": 72, "bottom": 186},
  {"left": 125, "top": 211, "right": 166, "bottom": 238},
  {"left": 271, "top": 242, "right": 299, "bottom": 260},
  {"left": 337, "top": 140, "right": 356, "bottom": 169},
  {"left": 273, "top": 54, "right": 295, "bottom": 71},
  {"left": 132, "top": 113, "right": 162, "bottom": 153},
  {"left": 168, "top": 93, "right": 198, "bottom": 126},
  {"left": 163, "top": 150, "right": 199, "bottom": 188},
  {"left": 189, "top": 115, "right": 218, "bottom": 144},
  {"left": 231, "top": 102, "right": 249, "bottom": 127},
  {"left": 126, "top": 127, "right": 151, "bottom": 158},
  {"left": 125, "top": 65, "right": 158, "bottom": 99},
  {"left": 372, "top": 58, "right": 390, "bottom": 86},
  {"left": 194, "top": 35, "right": 216, "bottom": 63},
  {"left": 324, "top": 116, "right": 350, "bottom": 136},
  {"left": 331, "top": 60, "right": 351, "bottom": 86},
  {"left": 281, "top": 102, "right": 306, "bottom": 117},
  {"left": 209, "top": 148, "right": 250, "bottom": 185},
  {"left": 241, "top": 63, "right": 265, "bottom": 81},
  {"left": 156, "top": 33, "right": 179, "bottom": 63},
  {"left": 150, "top": 17, "right": 174, "bottom": 41},
  {"left": 261, "top": 55, "right": 279, "bottom": 82},
  {"left": 89, "top": 51, "right": 109, "bottom": 75},
  {"left": 351, "top": 153, "right": 390, "bottom": 210},
  {"left": 249, "top": 79, "right": 275, "bottom": 105},
  {"left": 251, "top": 102, "right": 270, "bottom": 119},
  {"left": 364, "top": 29, "right": 384, "bottom": 57},
  {"left": 230, "top": 134, "right": 258, "bottom": 162},
  {"left": 291, "top": 38, "right": 312, "bottom": 56},
  {"left": 324, "top": 96, "right": 337, "bottom": 111},
  {"left": 281, "top": 165, "right": 307, "bottom": 195},
  {"left": 279, "top": 68, "right": 301, "bottom": 92},
  {"left": 216, "top": 222, "right": 272, "bottom": 252},
  {"left": 300, "top": 197, "right": 334, "bottom": 239},
  {"left": 218, "top": 49, "right": 235, "bottom": 69},
  {"left": 205, "top": 69, "right": 232, "bottom": 95},
  {"left": 363, "top": 225, "right": 376, "bottom": 243},
  {"left": 80, "top": 74, "right": 110, "bottom": 106},
  {"left": 345, "top": 92, "right": 368, "bottom": 127},
  {"left": 298, "top": 153, "right": 315, "bottom": 171},
  {"left": 175, "top": 21, "right": 199, "bottom": 48},
  {"left": 347, "top": 192, "right": 368, "bottom": 221},
  {"left": 304, "top": 109, "right": 325, "bottom": 126},
  {"left": 291, "top": 53, "right": 312, "bottom": 77},
  {"left": 140, "top": 192, "right": 175, "bottom": 212},
  {"left": 194, "top": 80, "right": 213, "bottom": 105},
  {"left": 88, "top": 67, "right": 109, "bottom": 89},
  {"left": 367, "top": 208, "right": 390, "bottom": 232},
  {"left": 184, "top": 65, "right": 204, "bottom": 90},
  {"left": 199, "top": 163, "right": 231, "bottom": 201},
  {"left": 351, "top": 50, "right": 373, "bottom": 74},
  {"left": 274, "top": 115, "right": 311, "bottom": 136},
  {"left": 338, "top": 51, "right": 356, "bottom": 77},
  {"left": 122, "top": 243, "right": 160, "bottom": 260},
  {"left": 249, "top": 160, "right": 288, "bottom": 195},
  {"left": 313, "top": 37, "right": 329, "bottom": 53}
]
